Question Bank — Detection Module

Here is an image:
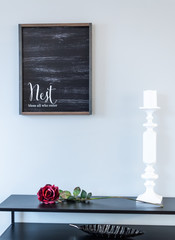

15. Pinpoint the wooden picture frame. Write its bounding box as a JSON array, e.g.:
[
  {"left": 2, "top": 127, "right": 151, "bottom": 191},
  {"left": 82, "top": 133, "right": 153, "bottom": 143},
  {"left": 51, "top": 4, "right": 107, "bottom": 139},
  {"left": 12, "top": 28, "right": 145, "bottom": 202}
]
[{"left": 19, "top": 23, "right": 92, "bottom": 115}]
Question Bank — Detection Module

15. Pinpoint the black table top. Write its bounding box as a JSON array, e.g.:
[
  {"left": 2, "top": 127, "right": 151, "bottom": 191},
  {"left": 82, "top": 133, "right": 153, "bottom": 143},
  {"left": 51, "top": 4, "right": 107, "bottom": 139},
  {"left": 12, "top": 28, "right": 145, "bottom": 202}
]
[{"left": 0, "top": 195, "right": 175, "bottom": 214}]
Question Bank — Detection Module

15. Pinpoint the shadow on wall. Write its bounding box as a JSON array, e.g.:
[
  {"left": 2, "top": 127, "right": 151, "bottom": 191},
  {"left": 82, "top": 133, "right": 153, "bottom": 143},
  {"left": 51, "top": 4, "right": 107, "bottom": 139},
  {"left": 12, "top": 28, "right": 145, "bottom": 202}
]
[{"left": 156, "top": 93, "right": 170, "bottom": 196}]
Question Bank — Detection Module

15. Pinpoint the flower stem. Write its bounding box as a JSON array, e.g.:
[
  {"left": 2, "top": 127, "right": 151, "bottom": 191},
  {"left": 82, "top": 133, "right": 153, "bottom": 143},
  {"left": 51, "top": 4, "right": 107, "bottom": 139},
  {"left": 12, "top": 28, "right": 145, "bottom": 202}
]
[{"left": 89, "top": 196, "right": 163, "bottom": 207}]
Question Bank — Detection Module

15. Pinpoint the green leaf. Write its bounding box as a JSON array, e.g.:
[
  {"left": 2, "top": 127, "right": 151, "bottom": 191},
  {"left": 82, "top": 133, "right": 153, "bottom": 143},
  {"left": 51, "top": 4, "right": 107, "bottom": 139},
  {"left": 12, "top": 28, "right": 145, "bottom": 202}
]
[
  {"left": 87, "top": 192, "right": 92, "bottom": 199},
  {"left": 59, "top": 190, "right": 63, "bottom": 199},
  {"left": 67, "top": 196, "right": 76, "bottom": 201},
  {"left": 60, "top": 191, "right": 71, "bottom": 199},
  {"left": 73, "top": 187, "right": 81, "bottom": 197},
  {"left": 80, "top": 190, "right": 87, "bottom": 199}
]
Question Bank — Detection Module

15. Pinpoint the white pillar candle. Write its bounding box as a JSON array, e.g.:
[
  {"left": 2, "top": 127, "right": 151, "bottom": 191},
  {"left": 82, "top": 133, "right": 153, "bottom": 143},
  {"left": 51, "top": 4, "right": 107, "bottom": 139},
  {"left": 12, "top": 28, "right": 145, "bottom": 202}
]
[{"left": 143, "top": 90, "right": 157, "bottom": 108}]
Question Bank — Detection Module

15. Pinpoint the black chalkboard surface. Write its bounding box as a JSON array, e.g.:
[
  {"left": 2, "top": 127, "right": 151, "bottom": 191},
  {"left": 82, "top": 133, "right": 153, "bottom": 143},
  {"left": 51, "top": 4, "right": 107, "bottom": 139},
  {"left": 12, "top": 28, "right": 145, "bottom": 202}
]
[{"left": 19, "top": 23, "right": 92, "bottom": 115}]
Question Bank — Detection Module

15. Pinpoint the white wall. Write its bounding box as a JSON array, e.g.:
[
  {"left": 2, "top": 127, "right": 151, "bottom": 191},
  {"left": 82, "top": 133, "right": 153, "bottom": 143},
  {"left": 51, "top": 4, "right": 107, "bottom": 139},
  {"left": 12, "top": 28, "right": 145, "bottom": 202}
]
[{"left": 1, "top": 0, "right": 175, "bottom": 234}]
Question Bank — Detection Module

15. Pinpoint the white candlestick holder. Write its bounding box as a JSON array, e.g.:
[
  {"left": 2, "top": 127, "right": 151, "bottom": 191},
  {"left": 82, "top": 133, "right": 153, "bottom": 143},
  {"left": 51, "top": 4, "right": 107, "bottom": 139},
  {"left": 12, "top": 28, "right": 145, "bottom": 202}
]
[{"left": 137, "top": 107, "right": 162, "bottom": 204}]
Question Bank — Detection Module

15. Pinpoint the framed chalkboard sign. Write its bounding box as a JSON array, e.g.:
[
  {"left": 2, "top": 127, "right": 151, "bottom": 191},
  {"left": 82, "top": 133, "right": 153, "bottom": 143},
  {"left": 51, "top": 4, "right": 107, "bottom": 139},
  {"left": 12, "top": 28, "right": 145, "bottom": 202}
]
[{"left": 19, "top": 23, "right": 92, "bottom": 115}]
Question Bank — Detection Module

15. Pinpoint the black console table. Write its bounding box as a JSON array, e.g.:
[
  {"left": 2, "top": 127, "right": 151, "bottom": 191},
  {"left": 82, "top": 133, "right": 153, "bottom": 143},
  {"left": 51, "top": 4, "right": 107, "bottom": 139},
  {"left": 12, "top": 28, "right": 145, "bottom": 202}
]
[{"left": 0, "top": 195, "right": 175, "bottom": 240}]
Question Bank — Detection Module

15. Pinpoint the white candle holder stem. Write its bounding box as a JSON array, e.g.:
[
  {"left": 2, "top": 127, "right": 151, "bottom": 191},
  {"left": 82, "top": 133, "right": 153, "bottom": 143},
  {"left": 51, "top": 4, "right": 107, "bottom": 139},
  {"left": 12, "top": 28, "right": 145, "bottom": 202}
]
[{"left": 137, "top": 107, "right": 162, "bottom": 204}]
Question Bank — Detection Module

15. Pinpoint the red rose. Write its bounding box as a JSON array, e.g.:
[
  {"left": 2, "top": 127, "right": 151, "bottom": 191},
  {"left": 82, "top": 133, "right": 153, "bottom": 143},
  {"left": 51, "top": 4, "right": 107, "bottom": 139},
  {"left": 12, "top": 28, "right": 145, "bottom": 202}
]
[{"left": 37, "top": 184, "right": 59, "bottom": 204}]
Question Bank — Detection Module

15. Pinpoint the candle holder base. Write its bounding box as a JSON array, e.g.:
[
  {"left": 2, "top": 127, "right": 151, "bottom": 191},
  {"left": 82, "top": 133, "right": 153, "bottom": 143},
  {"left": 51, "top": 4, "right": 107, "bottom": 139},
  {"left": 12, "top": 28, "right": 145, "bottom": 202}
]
[
  {"left": 137, "top": 191, "right": 162, "bottom": 204},
  {"left": 137, "top": 163, "right": 162, "bottom": 204}
]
